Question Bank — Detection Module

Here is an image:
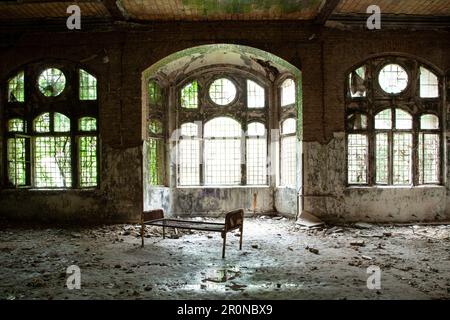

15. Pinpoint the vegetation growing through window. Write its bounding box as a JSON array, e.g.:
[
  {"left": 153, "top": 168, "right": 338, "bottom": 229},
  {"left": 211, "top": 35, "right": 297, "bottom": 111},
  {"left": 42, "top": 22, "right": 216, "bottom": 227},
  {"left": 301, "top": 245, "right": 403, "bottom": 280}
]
[
  {"left": 181, "top": 81, "right": 198, "bottom": 109},
  {"left": 4, "top": 62, "right": 99, "bottom": 189},
  {"left": 38, "top": 68, "right": 66, "bottom": 97},
  {"left": 148, "top": 80, "right": 162, "bottom": 105},
  {"left": 79, "top": 69, "right": 97, "bottom": 100},
  {"left": 8, "top": 71, "right": 25, "bottom": 102}
]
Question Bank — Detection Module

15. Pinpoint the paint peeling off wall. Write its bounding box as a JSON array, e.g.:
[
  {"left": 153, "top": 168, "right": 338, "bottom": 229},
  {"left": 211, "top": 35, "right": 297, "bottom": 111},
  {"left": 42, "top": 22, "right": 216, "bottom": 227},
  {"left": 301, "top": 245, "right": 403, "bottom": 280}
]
[
  {"left": 170, "top": 187, "right": 274, "bottom": 217},
  {"left": 303, "top": 133, "right": 449, "bottom": 223},
  {"left": 274, "top": 187, "right": 297, "bottom": 216}
]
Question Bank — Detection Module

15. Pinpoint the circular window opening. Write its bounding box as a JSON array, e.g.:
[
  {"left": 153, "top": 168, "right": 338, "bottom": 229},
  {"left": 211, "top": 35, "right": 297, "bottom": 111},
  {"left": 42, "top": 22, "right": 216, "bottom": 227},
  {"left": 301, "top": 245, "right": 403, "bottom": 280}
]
[
  {"left": 209, "top": 78, "right": 237, "bottom": 106},
  {"left": 38, "top": 68, "right": 66, "bottom": 97},
  {"left": 378, "top": 64, "right": 408, "bottom": 94}
]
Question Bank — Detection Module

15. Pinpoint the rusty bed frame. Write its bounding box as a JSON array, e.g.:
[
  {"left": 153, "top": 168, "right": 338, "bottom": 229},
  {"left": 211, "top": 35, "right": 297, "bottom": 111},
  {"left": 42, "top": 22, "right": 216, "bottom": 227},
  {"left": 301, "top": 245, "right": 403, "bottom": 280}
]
[{"left": 141, "top": 209, "right": 244, "bottom": 258}]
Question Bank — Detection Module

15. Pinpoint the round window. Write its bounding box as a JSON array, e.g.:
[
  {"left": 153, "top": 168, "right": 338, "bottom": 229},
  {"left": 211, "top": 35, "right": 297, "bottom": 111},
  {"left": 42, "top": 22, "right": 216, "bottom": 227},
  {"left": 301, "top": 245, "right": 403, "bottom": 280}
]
[
  {"left": 209, "top": 78, "right": 236, "bottom": 106},
  {"left": 378, "top": 64, "right": 408, "bottom": 94},
  {"left": 38, "top": 68, "right": 66, "bottom": 97}
]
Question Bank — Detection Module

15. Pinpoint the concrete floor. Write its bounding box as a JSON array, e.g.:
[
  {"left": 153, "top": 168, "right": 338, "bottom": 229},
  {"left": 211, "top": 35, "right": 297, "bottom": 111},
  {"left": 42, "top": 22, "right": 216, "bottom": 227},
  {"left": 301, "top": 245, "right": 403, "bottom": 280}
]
[{"left": 0, "top": 217, "right": 449, "bottom": 300}]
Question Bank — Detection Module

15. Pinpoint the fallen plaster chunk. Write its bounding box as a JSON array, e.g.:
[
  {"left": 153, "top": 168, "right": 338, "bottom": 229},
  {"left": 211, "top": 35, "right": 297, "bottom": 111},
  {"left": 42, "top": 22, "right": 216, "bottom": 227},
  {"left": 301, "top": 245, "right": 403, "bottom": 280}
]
[
  {"left": 354, "top": 222, "right": 373, "bottom": 229},
  {"left": 296, "top": 211, "right": 324, "bottom": 228}
]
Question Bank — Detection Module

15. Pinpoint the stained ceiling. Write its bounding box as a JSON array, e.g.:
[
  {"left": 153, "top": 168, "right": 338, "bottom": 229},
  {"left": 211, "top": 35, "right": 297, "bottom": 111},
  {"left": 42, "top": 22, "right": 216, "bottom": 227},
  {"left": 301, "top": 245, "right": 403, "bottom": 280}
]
[{"left": 0, "top": 0, "right": 449, "bottom": 27}]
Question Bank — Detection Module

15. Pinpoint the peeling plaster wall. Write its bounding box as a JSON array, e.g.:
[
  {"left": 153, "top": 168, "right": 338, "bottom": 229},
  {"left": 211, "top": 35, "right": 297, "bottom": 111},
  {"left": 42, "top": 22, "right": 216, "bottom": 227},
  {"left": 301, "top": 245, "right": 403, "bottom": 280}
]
[
  {"left": 303, "top": 133, "right": 449, "bottom": 222},
  {"left": 170, "top": 187, "right": 273, "bottom": 217},
  {"left": 0, "top": 145, "right": 143, "bottom": 223},
  {"left": 274, "top": 187, "right": 297, "bottom": 216}
]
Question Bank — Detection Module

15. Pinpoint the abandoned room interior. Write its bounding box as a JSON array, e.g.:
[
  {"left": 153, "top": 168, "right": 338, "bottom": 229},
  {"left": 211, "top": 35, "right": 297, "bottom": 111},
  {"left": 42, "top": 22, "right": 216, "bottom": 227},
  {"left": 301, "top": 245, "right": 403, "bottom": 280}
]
[{"left": 0, "top": 0, "right": 449, "bottom": 301}]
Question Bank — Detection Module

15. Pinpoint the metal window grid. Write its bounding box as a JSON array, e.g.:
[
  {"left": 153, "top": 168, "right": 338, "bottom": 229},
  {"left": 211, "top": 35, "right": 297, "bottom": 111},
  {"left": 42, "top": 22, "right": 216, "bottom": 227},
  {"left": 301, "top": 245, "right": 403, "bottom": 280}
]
[
  {"left": 181, "top": 81, "right": 198, "bottom": 109},
  {"left": 80, "top": 69, "right": 97, "bottom": 100},
  {"left": 419, "top": 133, "right": 440, "bottom": 184},
  {"left": 375, "top": 133, "right": 389, "bottom": 184},
  {"left": 246, "top": 137, "right": 267, "bottom": 185},
  {"left": 79, "top": 136, "right": 97, "bottom": 187},
  {"left": 8, "top": 71, "right": 24, "bottom": 102},
  {"left": 34, "top": 136, "right": 72, "bottom": 188},
  {"left": 7, "top": 137, "right": 26, "bottom": 186},
  {"left": 209, "top": 78, "right": 236, "bottom": 105},
  {"left": 347, "top": 134, "right": 368, "bottom": 184},
  {"left": 393, "top": 133, "right": 412, "bottom": 185},
  {"left": 280, "top": 135, "right": 296, "bottom": 186},
  {"left": 247, "top": 80, "right": 265, "bottom": 108},
  {"left": 178, "top": 138, "right": 200, "bottom": 186}
]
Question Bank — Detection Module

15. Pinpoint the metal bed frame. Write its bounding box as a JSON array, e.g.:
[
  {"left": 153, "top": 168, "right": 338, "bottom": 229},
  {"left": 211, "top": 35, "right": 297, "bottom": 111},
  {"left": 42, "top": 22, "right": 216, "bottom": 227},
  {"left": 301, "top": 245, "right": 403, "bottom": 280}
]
[{"left": 141, "top": 209, "right": 244, "bottom": 258}]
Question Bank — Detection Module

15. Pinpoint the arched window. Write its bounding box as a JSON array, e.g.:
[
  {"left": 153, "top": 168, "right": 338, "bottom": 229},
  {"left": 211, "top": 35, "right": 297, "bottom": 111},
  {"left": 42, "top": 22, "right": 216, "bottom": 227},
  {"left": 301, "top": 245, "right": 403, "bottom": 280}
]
[
  {"left": 4, "top": 63, "right": 99, "bottom": 189},
  {"left": 345, "top": 57, "right": 442, "bottom": 186},
  {"left": 280, "top": 118, "right": 296, "bottom": 187},
  {"left": 204, "top": 117, "right": 242, "bottom": 185},
  {"left": 175, "top": 70, "right": 272, "bottom": 187},
  {"left": 148, "top": 119, "right": 164, "bottom": 186}
]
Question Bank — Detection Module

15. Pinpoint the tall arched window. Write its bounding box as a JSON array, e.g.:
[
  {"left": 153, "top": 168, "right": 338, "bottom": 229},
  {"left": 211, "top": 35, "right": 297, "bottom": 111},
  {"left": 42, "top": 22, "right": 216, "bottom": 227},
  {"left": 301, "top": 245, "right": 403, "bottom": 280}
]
[
  {"left": 175, "top": 68, "right": 271, "bottom": 186},
  {"left": 3, "top": 63, "right": 99, "bottom": 188},
  {"left": 346, "top": 57, "right": 442, "bottom": 186}
]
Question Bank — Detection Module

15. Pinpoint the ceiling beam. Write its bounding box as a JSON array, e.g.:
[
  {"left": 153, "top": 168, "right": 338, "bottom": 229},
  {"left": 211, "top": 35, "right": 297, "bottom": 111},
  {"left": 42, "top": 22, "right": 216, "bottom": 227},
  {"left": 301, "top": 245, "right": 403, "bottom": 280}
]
[
  {"left": 102, "top": 0, "right": 128, "bottom": 21},
  {"left": 314, "top": 0, "right": 341, "bottom": 25},
  {"left": 328, "top": 13, "right": 450, "bottom": 29}
]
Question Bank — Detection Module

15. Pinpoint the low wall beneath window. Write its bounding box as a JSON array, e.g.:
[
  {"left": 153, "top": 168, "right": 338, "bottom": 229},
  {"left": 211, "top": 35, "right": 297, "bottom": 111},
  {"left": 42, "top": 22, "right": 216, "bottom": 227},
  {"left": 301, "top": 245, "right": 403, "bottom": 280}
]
[
  {"left": 0, "top": 145, "right": 143, "bottom": 224},
  {"left": 169, "top": 187, "right": 274, "bottom": 217},
  {"left": 274, "top": 187, "right": 297, "bottom": 217},
  {"left": 302, "top": 133, "right": 450, "bottom": 223}
]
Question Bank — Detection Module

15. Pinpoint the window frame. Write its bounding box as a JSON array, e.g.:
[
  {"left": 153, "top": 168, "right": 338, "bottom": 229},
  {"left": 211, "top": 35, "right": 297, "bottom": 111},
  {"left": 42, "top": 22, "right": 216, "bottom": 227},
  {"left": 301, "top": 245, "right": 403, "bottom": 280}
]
[
  {"left": 2, "top": 62, "right": 99, "bottom": 189},
  {"left": 345, "top": 56, "right": 443, "bottom": 187}
]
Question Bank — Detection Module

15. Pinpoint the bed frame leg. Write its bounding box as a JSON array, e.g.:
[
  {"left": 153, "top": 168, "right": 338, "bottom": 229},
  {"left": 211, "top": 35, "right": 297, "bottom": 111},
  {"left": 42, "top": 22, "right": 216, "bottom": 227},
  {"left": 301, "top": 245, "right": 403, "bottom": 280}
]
[
  {"left": 141, "top": 220, "right": 144, "bottom": 248},
  {"left": 163, "top": 226, "right": 166, "bottom": 239},
  {"left": 239, "top": 226, "right": 243, "bottom": 250},
  {"left": 222, "top": 232, "right": 226, "bottom": 259}
]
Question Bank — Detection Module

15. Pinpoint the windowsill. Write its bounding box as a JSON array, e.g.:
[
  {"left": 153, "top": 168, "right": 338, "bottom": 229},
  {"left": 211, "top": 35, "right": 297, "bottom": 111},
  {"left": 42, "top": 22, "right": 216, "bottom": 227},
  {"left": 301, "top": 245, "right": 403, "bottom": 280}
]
[
  {"left": 176, "top": 185, "right": 270, "bottom": 189},
  {"left": 1, "top": 188, "right": 99, "bottom": 192},
  {"left": 346, "top": 184, "right": 444, "bottom": 190}
]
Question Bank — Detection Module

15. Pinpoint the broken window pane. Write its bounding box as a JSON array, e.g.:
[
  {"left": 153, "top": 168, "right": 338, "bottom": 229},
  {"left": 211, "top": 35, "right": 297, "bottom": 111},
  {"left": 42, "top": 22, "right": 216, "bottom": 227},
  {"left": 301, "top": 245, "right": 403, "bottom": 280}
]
[
  {"left": 395, "top": 109, "right": 412, "bottom": 130},
  {"left": 378, "top": 64, "right": 408, "bottom": 94},
  {"left": 419, "top": 67, "right": 439, "bottom": 98},
  {"left": 349, "top": 66, "right": 366, "bottom": 98},
  {"left": 209, "top": 78, "right": 237, "bottom": 106},
  {"left": 34, "top": 113, "right": 51, "bottom": 133},
  {"left": 148, "top": 80, "right": 162, "bottom": 105},
  {"left": 38, "top": 68, "right": 66, "bottom": 97},
  {"left": 35, "top": 136, "right": 72, "bottom": 188},
  {"left": 247, "top": 80, "right": 265, "bottom": 108},
  {"left": 280, "top": 78, "right": 295, "bottom": 106},
  {"left": 79, "top": 117, "right": 97, "bottom": 131},
  {"left": 7, "top": 138, "right": 27, "bottom": 186},
  {"left": 346, "top": 113, "right": 367, "bottom": 130},
  {"left": 375, "top": 133, "right": 389, "bottom": 184},
  {"left": 204, "top": 117, "right": 241, "bottom": 185},
  {"left": 419, "top": 133, "right": 440, "bottom": 184},
  {"left": 79, "top": 69, "right": 97, "bottom": 100},
  {"left": 347, "top": 134, "right": 368, "bottom": 184},
  {"left": 148, "top": 138, "right": 164, "bottom": 186},
  {"left": 54, "top": 113, "right": 70, "bottom": 132},
  {"left": 281, "top": 118, "right": 296, "bottom": 135},
  {"left": 8, "top": 71, "right": 25, "bottom": 102},
  {"left": 8, "top": 118, "right": 25, "bottom": 132},
  {"left": 79, "top": 136, "right": 97, "bottom": 187},
  {"left": 375, "top": 109, "right": 392, "bottom": 129},
  {"left": 247, "top": 122, "right": 267, "bottom": 185},
  {"left": 181, "top": 81, "right": 198, "bottom": 109},
  {"left": 393, "top": 133, "right": 412, "bottom": 185},
  {"left": 178, "top": 123, "right": 200, "bottom": 186},
  {"left": 420, "top": 114, "right": 439, "bottom": 130}
]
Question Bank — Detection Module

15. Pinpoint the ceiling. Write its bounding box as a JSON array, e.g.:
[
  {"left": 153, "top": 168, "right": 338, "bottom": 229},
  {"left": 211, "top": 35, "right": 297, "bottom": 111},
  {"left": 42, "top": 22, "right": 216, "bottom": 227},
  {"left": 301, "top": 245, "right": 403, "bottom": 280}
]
[{"left": 0, "top": 0, "right": 448, "bottom": 27}]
